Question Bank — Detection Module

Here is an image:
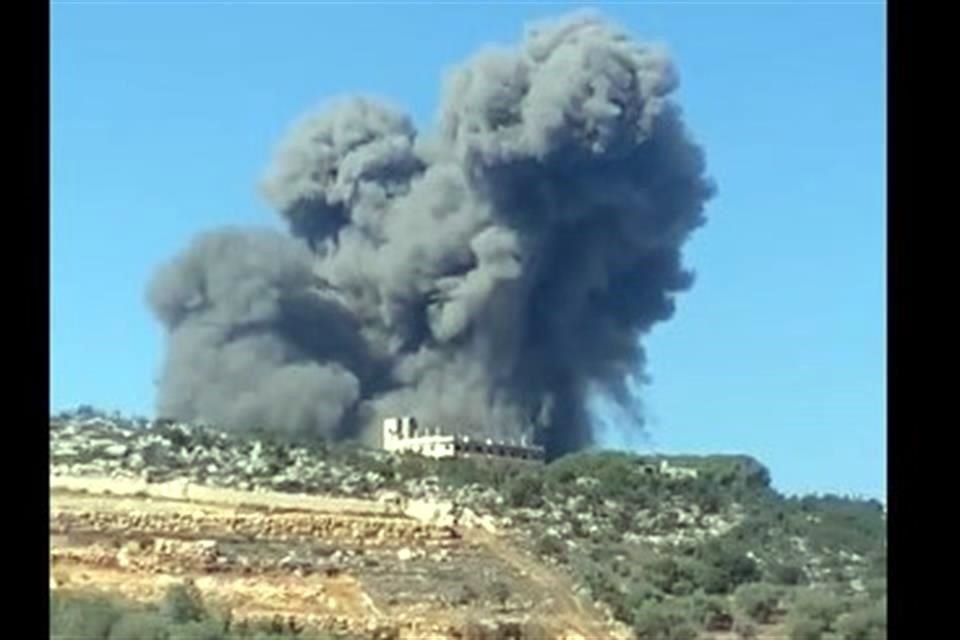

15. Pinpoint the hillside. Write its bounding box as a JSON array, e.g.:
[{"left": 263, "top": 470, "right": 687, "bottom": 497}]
[{"left": 49, "top": 408, "right": 886, "bottom": 640}]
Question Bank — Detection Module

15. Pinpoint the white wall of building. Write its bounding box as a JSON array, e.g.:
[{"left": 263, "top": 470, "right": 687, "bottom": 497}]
[{"left": 381, "top": 417, "right": 544, "bottom": 463}]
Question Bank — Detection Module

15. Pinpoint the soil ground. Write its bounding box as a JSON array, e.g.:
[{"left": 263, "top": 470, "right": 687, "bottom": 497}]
[{"left": 50, "top": 478, "right": 623, "bottom": 639}]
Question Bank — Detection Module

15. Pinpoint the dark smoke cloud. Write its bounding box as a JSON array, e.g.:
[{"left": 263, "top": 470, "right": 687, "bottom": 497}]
[{"left": 148, "top": 10, "right": 714, "bottom": 457}]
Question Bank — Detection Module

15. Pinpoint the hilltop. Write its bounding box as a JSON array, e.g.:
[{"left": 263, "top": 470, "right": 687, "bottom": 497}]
[{"left": 49, "top": 408, "right": 886, "bottom": 640}]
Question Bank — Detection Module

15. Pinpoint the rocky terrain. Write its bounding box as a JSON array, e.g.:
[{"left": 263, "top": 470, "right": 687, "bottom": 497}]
[{"left": 50, "top": 408, "right": 887, "bottom": 640}]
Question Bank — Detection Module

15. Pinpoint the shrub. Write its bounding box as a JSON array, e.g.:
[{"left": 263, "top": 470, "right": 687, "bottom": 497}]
[
  {"left": 610, "top": 555, "right": 634, "bottom": 579},
  {"left": 686, "top": 593, "right": 734, "bottom": 631},
  {"left": 835, "top": 599, "right": 886, "bottom": 640},
  {"left": 107, "top": 612, "right": 169, "bottom": 640},
  {"left": 170, "top": 619, "right": 230, "bottom": 640},
  {"left": 696, "top": 540, "right": 762, "bottom": 594},
  {"left": 734, "top": 583, "right": 782, "bottom": 624},
  {"left": 51, "top": 594, "right": 123, "bottom": 640},
  {"left": 489, "top": 581, "right": 511, "bottom": 609},
  {"left": 434, "top": 456, "right": 529, "bottom": 490},
  {"left": 519, "top": 621, "right": 550, "bottom": 640},
  {"left": 50, "top": 590, "right": 346, "bottom": 640},
  {"left": 142, "top": 442, "right": 178, "bottom": 468},
  {"left": 798, "top": 496, "right": 886, "bottom": 556},
  {"left": 788, "top": 616, "right": 828, "bottom": 640},
  {"left": 732, "top": 617, "right": 759, "bottom": 639},
  {"left": 784, "top": 588, "right": 851, "bottom": 640},
  {"left": 864, "top": 577, "right": 887, "bottom": 600},
  {"left": 688, "top": 560, "right": 734, "bottom": 596},
  {"left": 53, "top": 587, "right": 371, "bottom": 639},
  {"left": 624, "top": 579, "right": 665, "bottom": 611},
  {"left": 570, "top": 519, "right": 590, "bottom": 539},
  {"left": 696, "top": 490, "right": 725, "bottom": 515},
  {"left": 505, "top": 473, "right": 545, "bottom": 508},
  {"left": 788, "top": 589, "right": 848, "bottom": 629},
  {"left": 691, "top": 455, "right": 772, "bottom": 497},
  {"left": 161, "top": 583, "right": 207, "bottom": 624},
  {"left": 583, "top": 567, "right": 629, "bottom": 621},
  {"left": 645, "top": 557, "right": 699, "bottom": 596},
  {"left": 768, "top": 561, "right": 807, "bottom": 586},
  {"left": 454, "top": 584, "right": 480, "bottom": 606},
  {"left": 462, "top": 620, "right": 496, "bottom": 640},
  {"left": 535, "top": 534, "right": 565, "bottom": 559},
  {"left": 394, "top": 454, "right": 434, "bottom": 481},
  {"left": 865, "top": 547, "right": 886, "bottom": 579},
  {"left": 631, "top": 602, "right": 699, "bottom": 640},
  {"left": 544, "top": 452, "right": 665, "bottom": 508}
]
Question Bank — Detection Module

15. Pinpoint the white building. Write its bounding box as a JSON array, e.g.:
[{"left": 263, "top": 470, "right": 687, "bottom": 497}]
[{"left": 381, "top": 416, "right": 545, "bottom": 463}]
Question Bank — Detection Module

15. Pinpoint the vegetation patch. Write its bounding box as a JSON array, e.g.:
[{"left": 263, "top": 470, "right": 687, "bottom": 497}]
[{"left": 51, "top": 585, "right": 359, "bottom": 640}]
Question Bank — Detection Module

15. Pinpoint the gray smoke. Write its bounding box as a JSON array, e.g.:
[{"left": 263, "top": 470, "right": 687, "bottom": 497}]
[{"left": 148, "top": 11, "right": 714, "bottom": 457}]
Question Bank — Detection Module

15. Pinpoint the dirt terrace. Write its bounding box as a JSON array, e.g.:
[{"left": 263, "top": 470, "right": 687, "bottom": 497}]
[{"left": 50, "top": 477, "right": 618, "bottom": 640}]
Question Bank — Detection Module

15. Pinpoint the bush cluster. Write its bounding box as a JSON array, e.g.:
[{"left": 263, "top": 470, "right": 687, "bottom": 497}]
[
  {"left": 784, "top": 589, "right": 886, "bottom": 640},
  {"left": 50, "top": 585, "right": 355, "bottom": 640},
  {"left": 734, "top": 583, "right": 783, "bottom": 624}
]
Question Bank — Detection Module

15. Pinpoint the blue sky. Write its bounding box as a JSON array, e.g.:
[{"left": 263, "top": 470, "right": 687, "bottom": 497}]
[{"left": 51, "top": 2, "right": 886, "bottom": 500}]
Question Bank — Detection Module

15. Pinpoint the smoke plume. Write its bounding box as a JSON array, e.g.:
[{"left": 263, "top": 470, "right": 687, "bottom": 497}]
[{"left": 147, "top": 11, "right": 714, "bottom": 457}]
